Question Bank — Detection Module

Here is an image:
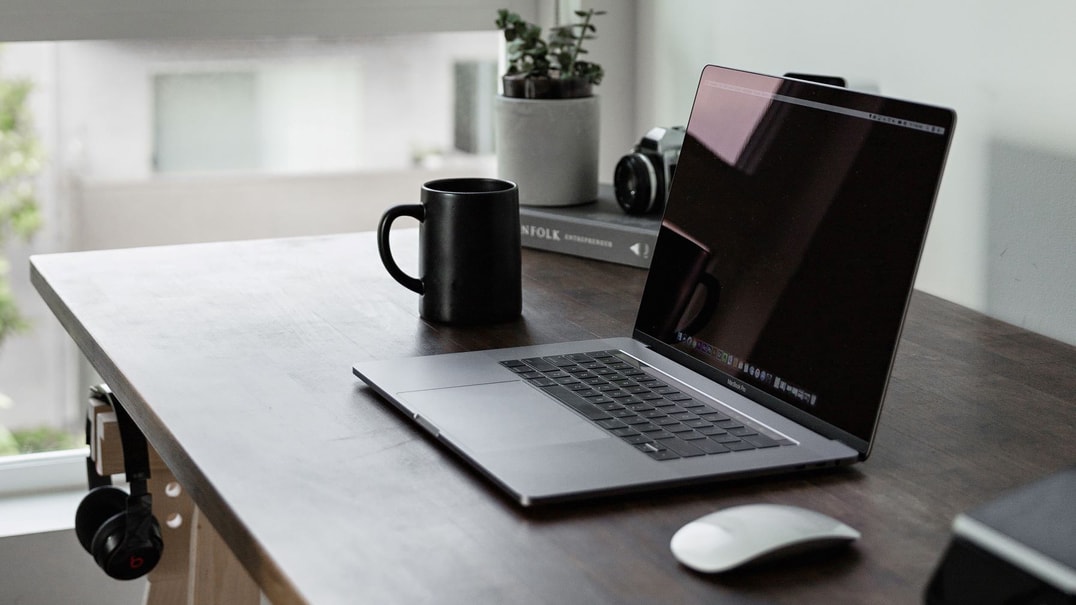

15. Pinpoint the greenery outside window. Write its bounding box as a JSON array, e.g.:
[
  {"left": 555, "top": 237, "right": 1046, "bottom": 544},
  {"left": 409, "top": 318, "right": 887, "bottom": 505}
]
[{"left": 0, "top": 51, "right": 62, "bottom": 457}]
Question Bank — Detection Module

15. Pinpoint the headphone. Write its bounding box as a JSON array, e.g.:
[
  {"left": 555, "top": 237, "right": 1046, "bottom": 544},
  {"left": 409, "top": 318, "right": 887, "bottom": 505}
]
[{"left": 75, "top": 385, "right": 163, "bottom": 580}]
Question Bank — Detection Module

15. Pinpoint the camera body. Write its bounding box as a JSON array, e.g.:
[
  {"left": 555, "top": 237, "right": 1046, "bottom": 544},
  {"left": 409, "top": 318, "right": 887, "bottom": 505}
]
[{"left": 614, "top": 126, "right": 685, "bottom": 215}]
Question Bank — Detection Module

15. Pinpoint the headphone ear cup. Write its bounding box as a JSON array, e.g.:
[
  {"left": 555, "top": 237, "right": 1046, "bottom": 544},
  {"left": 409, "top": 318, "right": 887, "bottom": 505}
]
[
  {"left": 75, "top": 486, "right": 128, "bottom": 554},
  {"left": 90, "top": 508, "right": 163, "bottom": 580}
]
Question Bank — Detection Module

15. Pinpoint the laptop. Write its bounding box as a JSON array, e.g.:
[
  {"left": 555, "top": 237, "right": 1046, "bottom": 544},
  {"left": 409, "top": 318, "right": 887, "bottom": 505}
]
[{"left": 353, "top": 64, "right": 956, "bottom": 506}]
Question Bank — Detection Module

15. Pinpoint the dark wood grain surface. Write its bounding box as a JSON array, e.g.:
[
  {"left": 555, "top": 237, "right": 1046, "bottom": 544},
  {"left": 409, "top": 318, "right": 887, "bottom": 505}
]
[{"left": 31, "top": 230, "right": 1076, "bottom": 604}]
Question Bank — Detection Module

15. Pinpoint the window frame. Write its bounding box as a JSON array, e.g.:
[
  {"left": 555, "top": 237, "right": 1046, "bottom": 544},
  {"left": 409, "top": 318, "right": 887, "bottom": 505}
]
[{"left": 0, "top": 448, "right": 88, "bottom": 498}]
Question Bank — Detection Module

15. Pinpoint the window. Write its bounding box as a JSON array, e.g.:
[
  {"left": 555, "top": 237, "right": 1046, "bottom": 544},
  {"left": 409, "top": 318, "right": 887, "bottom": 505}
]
[
  {"left": 0, "top": 26, "right": 506, "bottom": 466},
  {"left": 144, "top": 37, "right": 500, "bottom": 176},
  {"left": 0, "top": 3, "right": 545, "bottom": 501},
  {"left": 153, "top": 71, "right": 263, "bottom": 173}
]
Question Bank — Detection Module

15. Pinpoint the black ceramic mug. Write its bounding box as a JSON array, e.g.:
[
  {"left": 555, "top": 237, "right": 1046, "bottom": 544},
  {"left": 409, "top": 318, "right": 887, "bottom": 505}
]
[{"left": 377, "top": 178, "right": 522, "bottom": 324}]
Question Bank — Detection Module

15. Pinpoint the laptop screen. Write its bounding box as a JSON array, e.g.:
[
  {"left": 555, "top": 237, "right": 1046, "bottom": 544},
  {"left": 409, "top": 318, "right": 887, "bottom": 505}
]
[{"left": 635, "top": 65, "right": 955, "bottom": 451}]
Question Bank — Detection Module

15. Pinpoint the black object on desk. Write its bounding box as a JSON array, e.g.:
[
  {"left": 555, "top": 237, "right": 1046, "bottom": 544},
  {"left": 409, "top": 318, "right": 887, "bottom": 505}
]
[
  {"left": 378, "top": 177, "right": 522, "bottom": 324},
  {"left": 925, "top": 465, "right": 1076, "bottom": 604}
]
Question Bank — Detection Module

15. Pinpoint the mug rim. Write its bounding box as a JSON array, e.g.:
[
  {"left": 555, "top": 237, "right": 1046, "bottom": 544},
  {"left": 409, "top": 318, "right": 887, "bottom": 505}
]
[{"left": 423, "top": 177, "right": 516, "bottom": 195}]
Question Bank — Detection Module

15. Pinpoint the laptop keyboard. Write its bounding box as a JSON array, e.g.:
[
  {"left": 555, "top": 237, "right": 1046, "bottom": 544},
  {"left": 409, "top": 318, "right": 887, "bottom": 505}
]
[{"left": 500, "top": 350, "right": 792, "bottom": 461}]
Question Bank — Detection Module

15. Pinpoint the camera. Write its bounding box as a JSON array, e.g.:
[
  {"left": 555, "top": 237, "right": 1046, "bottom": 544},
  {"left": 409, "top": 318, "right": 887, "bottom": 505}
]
[{"left": 614, "top": 126, "right": 685, "bottom": 215}]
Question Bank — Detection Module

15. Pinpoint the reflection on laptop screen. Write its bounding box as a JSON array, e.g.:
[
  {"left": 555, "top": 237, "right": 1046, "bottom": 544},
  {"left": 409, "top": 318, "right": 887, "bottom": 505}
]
[{"left": 635, "top": 66, "right": 955, "bottom": 447}]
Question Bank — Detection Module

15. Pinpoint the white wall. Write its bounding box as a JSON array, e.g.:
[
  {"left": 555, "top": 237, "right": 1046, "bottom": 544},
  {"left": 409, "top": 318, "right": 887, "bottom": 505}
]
[
  {"left": 72, "top": 167, "right": 494, "bottom": 251},
  {"left": 0, "top": 529, "right": 146, "bottom": 604},
  {"left": 50, "top": 35, "right": 500, "bottom": 181},
  {"left": 637, "top": 1, "right": 1076, "bottom": 346}
]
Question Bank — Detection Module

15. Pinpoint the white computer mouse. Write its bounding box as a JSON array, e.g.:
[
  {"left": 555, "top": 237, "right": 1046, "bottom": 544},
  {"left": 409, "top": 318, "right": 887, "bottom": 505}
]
[{"left": 670, "top": 503, "right": 860, "bottom": 573}]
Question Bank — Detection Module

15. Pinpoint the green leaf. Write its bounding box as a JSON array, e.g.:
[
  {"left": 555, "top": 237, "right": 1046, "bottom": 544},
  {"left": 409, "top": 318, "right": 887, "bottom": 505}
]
[
  {"left": 496, "top": 6, "right": 603, "bottom": 87},
  {"left": 0, "top": 64, "right": 44, "bottom": 346},
  {"left": 12, "top": 425, "right": 81, "bottom": 454},
  {"left": 0, "top": 424, "right": 19, "bottom": 456}
]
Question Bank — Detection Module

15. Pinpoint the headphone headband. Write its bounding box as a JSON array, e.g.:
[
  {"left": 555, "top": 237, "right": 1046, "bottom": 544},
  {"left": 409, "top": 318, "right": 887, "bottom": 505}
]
[
  {"left": 111, "top": 394, "right": 151, "bottom": 487},
  {"left": 88, "top": 384, "right": 152, "bottom": 489}
]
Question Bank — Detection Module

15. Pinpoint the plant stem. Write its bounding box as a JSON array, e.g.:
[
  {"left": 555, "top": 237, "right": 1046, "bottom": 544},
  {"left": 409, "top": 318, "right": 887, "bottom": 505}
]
[{"left": 565, "top": 9, "right": 595, "bottom": 79}]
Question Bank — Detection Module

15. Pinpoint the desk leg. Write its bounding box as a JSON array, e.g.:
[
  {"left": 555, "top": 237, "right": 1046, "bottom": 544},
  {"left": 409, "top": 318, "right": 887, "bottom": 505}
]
[
  {"left": 144, "top": 449, "right": 193, "bottom": 605},
  {"left": 143, "top": 448, "right": 260, "bottom": 605},
  {"left": 187, "top": 507, "right": 261, "bottom": 605}
]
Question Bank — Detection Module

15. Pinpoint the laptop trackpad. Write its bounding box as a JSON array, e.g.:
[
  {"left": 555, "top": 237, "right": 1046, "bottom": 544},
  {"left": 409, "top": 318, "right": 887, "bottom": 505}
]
[{"left": 398, "top": 381, "right": 609, "bottom": 453}]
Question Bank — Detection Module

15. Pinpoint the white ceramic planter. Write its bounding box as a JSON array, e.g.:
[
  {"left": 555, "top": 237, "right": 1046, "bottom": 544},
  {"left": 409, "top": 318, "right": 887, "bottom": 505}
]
[{"left": 494, "top": 95, "right": 600, "bottom": 207}]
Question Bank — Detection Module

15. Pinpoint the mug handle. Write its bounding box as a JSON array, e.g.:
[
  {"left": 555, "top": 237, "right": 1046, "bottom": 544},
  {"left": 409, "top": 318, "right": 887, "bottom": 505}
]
[
  {"left": 681, "top": 274, "right": 721, "bottom": 336},
  {"left": 377, "top": 204, "right": 425, "bottom": 294}
]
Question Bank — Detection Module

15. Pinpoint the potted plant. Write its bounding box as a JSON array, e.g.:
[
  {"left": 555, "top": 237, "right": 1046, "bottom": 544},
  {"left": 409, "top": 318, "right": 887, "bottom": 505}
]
[{"left": 494, "top": 8, "right": 605, "bottom": 206}]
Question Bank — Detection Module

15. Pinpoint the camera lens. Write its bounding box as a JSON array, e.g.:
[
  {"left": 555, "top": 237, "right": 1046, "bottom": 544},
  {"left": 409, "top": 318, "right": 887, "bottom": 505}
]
[{"left": 614, "top": 154, "right": 657, "bottom": 214}]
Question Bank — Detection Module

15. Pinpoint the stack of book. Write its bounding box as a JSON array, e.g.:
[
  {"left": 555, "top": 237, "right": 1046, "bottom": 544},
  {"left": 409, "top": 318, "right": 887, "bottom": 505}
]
[{"left": 519, "top": 184, "right": 660, "bottom": 269}]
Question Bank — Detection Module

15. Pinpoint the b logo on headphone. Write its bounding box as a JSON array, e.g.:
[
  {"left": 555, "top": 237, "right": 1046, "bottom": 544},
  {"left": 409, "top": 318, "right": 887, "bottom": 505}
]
[{"left": 74, "top": 385, "right": 164, "bottom": 580}]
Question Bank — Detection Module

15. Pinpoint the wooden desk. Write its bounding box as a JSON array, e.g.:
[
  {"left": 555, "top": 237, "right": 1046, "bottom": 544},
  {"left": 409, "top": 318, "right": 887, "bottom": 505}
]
[{"left": 31, "top": 230, "right": 1076, "bottom": 604}]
